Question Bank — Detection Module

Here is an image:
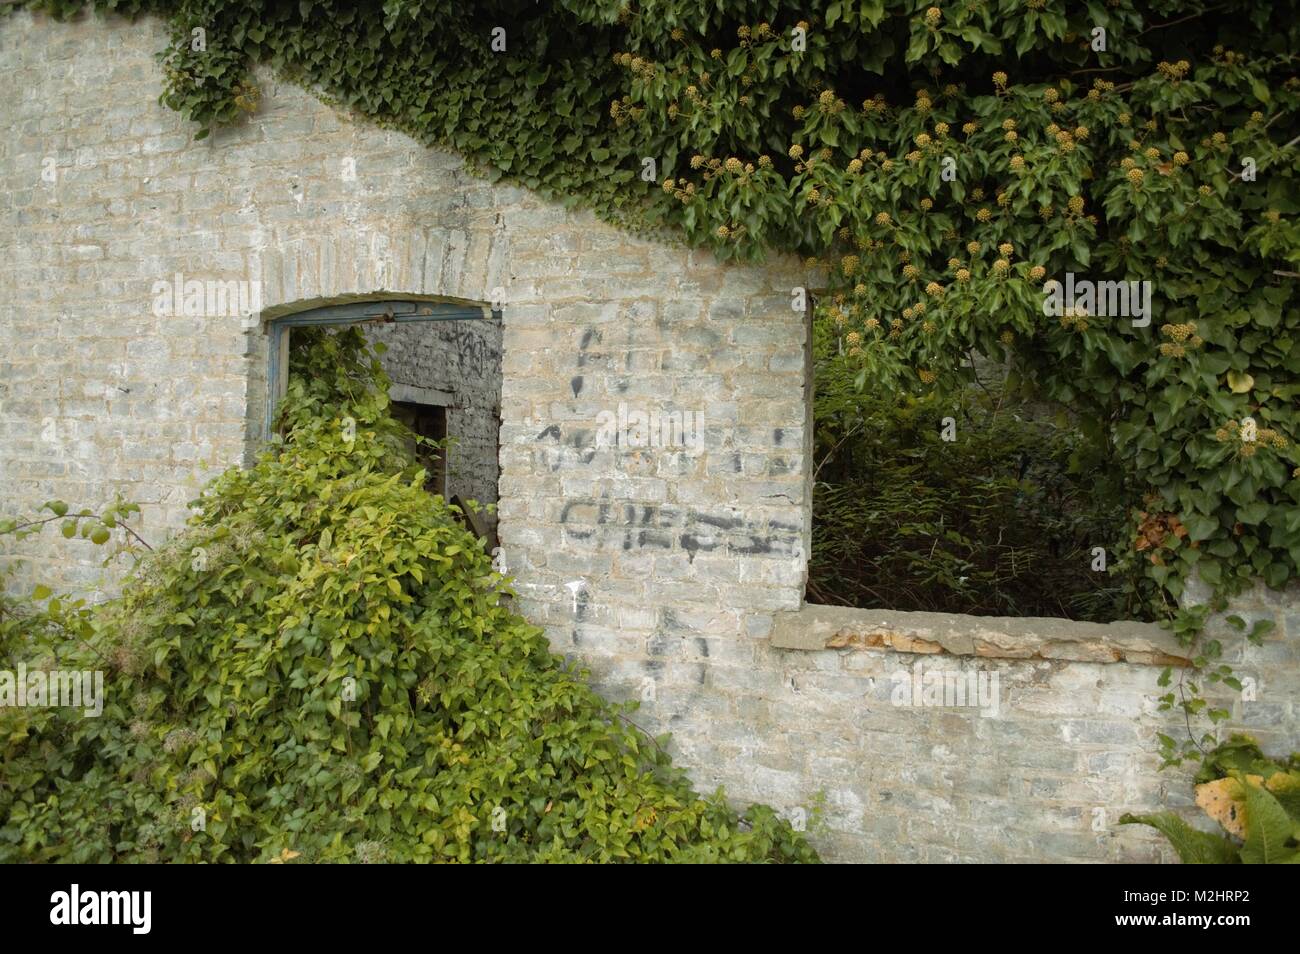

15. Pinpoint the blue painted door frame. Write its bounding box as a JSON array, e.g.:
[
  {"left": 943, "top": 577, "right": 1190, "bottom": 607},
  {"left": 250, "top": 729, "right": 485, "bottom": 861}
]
[{"left": 264, "top": 299, "right": 499, "bottom": 436}]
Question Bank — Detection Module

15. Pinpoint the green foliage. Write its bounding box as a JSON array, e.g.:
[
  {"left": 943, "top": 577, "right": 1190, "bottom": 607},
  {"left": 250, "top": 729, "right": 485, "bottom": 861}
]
[
  {"left": 1116, "top": 811, "right": 1241, "bottom": 864},
  {"left": 1194, "top": 732, "right": 1300, "bottom": 782},
  {"left": 13, "top": 0, "right": 1300, "bottom": 754},
  {"left": 810, "top": 353, "right": 1147, "bottom": 619},
  {"left": 1121, "top": 735, "right": 1300, "bottom": 863},
  {"left": 0, "top": 329, "right": 818, "bottom": 863}
]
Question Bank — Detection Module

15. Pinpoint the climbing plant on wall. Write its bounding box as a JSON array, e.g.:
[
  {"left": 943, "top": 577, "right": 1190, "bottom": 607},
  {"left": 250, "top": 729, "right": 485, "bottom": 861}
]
[
  {"left": 0, "top": 328, "right": 819, "bottom": 862},
  {"left": 12, "top": 0, "right": 1300, "bottom": 763}
]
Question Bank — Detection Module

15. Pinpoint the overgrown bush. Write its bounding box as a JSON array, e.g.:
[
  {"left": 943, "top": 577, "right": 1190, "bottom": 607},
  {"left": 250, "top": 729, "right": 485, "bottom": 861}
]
[
  {"left": 810, "top": 349, "right": 1147, "bottom": 620},
  {"left": 10, "top": 0, "right": 1299, "bottom": 761},
  {"left": 0, "top": 329, "right": 818, "bottom": 863}
]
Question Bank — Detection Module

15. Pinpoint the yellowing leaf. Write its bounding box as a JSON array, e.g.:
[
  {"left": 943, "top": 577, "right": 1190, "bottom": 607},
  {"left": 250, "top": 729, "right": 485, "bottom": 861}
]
[
  {"left": 1227, "top": 371, "right": 1254, "bottom": 394},
  {"left": 1195, "top": 775, "right": 1261, "bottom": 837}
]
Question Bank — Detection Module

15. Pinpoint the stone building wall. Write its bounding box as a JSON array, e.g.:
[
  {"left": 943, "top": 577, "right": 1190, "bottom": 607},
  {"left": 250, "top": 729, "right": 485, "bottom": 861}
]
[
  {"left": 2, "top": 10, "right": 1296, "bottom": 863},
  {"left": 365, "top": 318, "right": 503, "bottom": 529}
]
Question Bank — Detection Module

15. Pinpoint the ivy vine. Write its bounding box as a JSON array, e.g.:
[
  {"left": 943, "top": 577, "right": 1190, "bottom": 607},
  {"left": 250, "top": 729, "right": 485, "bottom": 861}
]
[
  {"left": 0, "top": 329, "right": 820, "bottom": 861},
  {"left": 12, "top": 0, "right": 1300, "bottom": 764}
]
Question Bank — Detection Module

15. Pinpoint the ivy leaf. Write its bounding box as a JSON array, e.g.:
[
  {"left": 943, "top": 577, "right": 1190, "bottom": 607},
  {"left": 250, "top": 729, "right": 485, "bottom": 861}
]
[{"left": 1237, "top": 501, "right": 1269, "bottom": 525}]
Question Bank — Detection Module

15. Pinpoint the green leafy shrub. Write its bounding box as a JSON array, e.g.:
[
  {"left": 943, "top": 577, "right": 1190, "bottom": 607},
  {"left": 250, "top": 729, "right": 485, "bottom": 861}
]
[
  {"left": 0, "top": 329, "right": 817, "bottom": 863},
  {"left": 1121, "top": 735, "right": 1300, "bottom": 863},
  {"left": 810, "top": 358, "right": 1147, "bottom": 620},
  {"left": 11, "top": 0, "right": 1299, "bottom": 760}
]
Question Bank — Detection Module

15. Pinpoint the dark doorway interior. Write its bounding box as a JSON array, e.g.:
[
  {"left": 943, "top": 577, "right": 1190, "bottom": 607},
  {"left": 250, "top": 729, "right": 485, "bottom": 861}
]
[{"left": 391, "top": 400, "right": 448, "bottom": 496}]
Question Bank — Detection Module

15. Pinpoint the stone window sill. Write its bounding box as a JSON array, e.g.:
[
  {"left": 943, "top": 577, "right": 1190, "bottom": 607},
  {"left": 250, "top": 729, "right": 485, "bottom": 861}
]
[{"left": 771, "top": 604, "right": 1189, "bottom": 667}]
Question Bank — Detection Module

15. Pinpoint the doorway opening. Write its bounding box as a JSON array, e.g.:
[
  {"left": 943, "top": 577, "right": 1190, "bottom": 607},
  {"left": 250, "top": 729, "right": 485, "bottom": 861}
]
[
  {"left": 264, "top": 298, "right": 502, "bottom": 549},
  {"left": 390, "top": 397, "right": 448, "bottom": 496}
]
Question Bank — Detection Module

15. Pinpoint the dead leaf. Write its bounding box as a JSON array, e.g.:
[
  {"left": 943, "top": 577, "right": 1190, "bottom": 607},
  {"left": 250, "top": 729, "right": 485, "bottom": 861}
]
[{"left": 1194, "top": 776, "right": 1262, "bottom": 838}]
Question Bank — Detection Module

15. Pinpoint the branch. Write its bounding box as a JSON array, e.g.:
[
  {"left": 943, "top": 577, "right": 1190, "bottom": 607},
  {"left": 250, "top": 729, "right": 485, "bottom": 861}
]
[
  {"left": 617, "top": 712, "right": 668, "bottom": 758},
  {"left": 1, "top": 511, "right": 152, "bottom": 550},
  {"left": 813, "top": 420, "right": 864, "bottom": 481},
  {"left": 1177, "top": 666, "right": 1210, "bottom": 759},
  {"left": 118, "top": 523, "right": 154, "bottom": 551},
  {"left": 1140, "top": 6, "right": 1226, "bottom": 36},
  {"left": 3, "top": 514, "right": 66, "bottom": 533},
  {"left": 1231, "top": 135, "right": 1300, "bottom": 179}
]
